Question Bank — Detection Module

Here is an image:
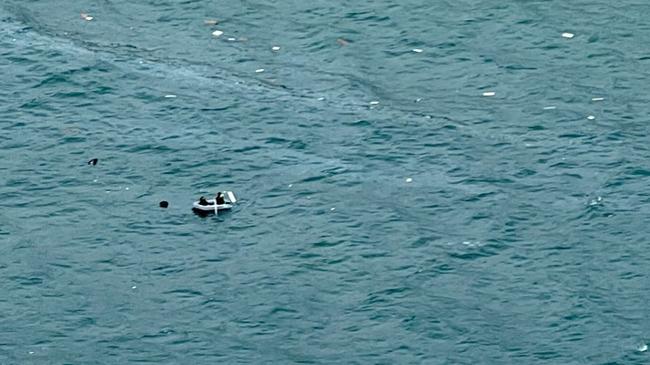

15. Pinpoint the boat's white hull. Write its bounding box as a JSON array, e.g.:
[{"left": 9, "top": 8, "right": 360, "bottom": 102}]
[{"left": 192, "top": 199, "right": 233, "bottom": 212}]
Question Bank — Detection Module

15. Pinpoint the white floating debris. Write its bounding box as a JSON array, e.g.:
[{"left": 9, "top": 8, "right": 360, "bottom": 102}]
[
  {"left": 29, "top": 351, "right": 34, "bottom": 355},
  {"left": 589, "top": 196, "right": 602, "bottom": 206},
  {"left": 272, "top": 46, "right": 281, "bottom": 51},
  {"left": 80, "top": 13, "right": 93, "bottom": 21},
  {"left": 482, "top": 91, "right": 496, "bottom": 97},
  {"left": 562, "top": 32, "right": 574, "bottom": 39},
  {"left": 204, "top": 19, "right": 218, "bottom": 25},
  {"left": 255, "top": 68, "right": 265, "bottom": 73},
  {"left": 227, "top": 37, "right": 236, "bottom": 41},
  {"left": 587, "top": 115, "right": 595, "bottom": 120},
  {"left": 369, "top": 101, "right": 380, "bottom": 105},
  {"left": 638, "top": 344, "right": 647, "bottom": 352},
  {"left": 288, "top": 184, "right": 293, "bottom": 188},
  {"left": 125, "top": 187, "right": 129, "bottom": 190},
  {"left": 212, "top": 30, "right": 224, "bottom": 38},
  {"left": 336, "top": 38, "right": 350, "bottom": 46},
  {"left": 592, "top": 97, "right": 605, "bottom": 101},
  {"left": 132, "top": 285, "right": 137, "bottom": 289},
  {"left": 412, "top": 48, "right": 423, "bottom": 53},
  {"left": 543, "top": 106, "right": 557, "bottom": 110},
  {"left": 164, "top": 94, "right": 177, "bottom": 98},
  {"left": 330, "top": 207, "right": 336, "bottom": 211},
  {"left": 415, "top": 98, "right": 422, "bottom": 102},
  {"left": 405, "top": 177, "right": 413, "bottom": 183},
  {"left": 93, "top": 179, "right": 98, "bottom": 182},
  {"left": 317, "top": 97, "right": 325, "bottom": 101}
]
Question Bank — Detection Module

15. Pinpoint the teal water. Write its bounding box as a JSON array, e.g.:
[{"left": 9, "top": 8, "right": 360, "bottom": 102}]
[{"left": 2, "top": 1, "right": 650, "bottom": 363}]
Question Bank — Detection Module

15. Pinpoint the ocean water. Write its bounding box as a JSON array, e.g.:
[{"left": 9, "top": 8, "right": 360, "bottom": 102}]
[{"left": 2, "top": 0, "right": 650, "bottom": 363}]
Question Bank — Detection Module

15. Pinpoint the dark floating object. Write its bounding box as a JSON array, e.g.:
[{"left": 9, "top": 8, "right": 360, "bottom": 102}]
[
  {"left": 159, "top": 201, "right": 169, "bottom": 208},
  {"left": 88, "top": 158, "right": 98, "bottom": 166}
]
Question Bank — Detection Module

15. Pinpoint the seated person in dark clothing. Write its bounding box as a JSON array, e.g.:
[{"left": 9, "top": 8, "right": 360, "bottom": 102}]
[
  {"left": 198, "top": 196, "right": 210, "bottom": 206},
  {"left": 215, "top": 192, "right": 225, "bottom": 205}
]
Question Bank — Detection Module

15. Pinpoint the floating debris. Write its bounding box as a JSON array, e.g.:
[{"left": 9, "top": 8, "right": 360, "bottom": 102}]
[
  {"left": 543, "top": 106, "right": 557, "bottom": 110},
  {"left": 212, "top": 30, "right": 224, "bottom": 38},
  {"left": 272, "top": 46, "right": 281, "bottom": 51},
  {"left": 255, "top": 68, "right": 265, "bottom": 73},
  {"left": 204, "top": 19, "right": 218, "bottom": 25},
  {"left": 227, "top": 37, "right": 236, "bottom": 41},
  {"left": 88, "top": 158, "right": 98, "bottom": 166},
  {"left": 592, "top": 97, "right": 605, "bottom": 101},
  {"left": 164, "top": 94, "right": 177, "bottom": 98},
  {"left": 80, "top": 13, "right": 93, "bottom": 21},
  {"left": 317, "top": 97, "right": 325, "bottom": 101},
  {"left": 638, "top": 343, "right": 648, "bottom": 352},
  {"left": 415, "top": 98, "right": 422, "bottom": 102},
  {"left": 587, "top": 115, "right": 595, "bottom": 120},
  {"left": 369, "top": 101, "right": 380, "bottom": 105},
  {"left": 125, "top": 187, "right": 129, "bottom": 191},
  {"left": 131, "top": 285, "right": 137, "bottom": 289},
  {"left": 482, "top": 91, "right": 496, "bottom": 97},
  {"left": 589, "top": 196, "right": 603, "bottom": 206},
  {"left": 562, "top": 32, "right": 575, "bottom": 39},
  {"left": 412, "top": 48, "right": 423, "bottom": 53},
  {"left": 330, "top": 207, "right": 336, "bottom": 211},
  {"left": 405, "top": 177, "right": 413, "bottom": 183},
  {"left": 288, "top": 184, "right": 293, "bottom": 188},
  {"left": 336, "top": 38, "right": 350, "bottom": 46},
  {"left": 159, "top": 201, "right": 169, "bottom": 208}
]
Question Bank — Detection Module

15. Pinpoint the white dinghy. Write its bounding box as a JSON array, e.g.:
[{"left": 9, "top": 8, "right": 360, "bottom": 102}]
[{"left": 192, "top": 191, "right": 237, "bottom": 215}]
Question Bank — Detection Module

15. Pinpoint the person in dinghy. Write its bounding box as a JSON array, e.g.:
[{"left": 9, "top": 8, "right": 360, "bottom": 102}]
[{"left": 215, "top": 192, "right": 225, "bottom": 205}]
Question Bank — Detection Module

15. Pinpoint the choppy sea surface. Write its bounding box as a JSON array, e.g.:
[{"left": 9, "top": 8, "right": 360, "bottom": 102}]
[{"left": 2, "top": 1, "right": 650, "bottom": 363}]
